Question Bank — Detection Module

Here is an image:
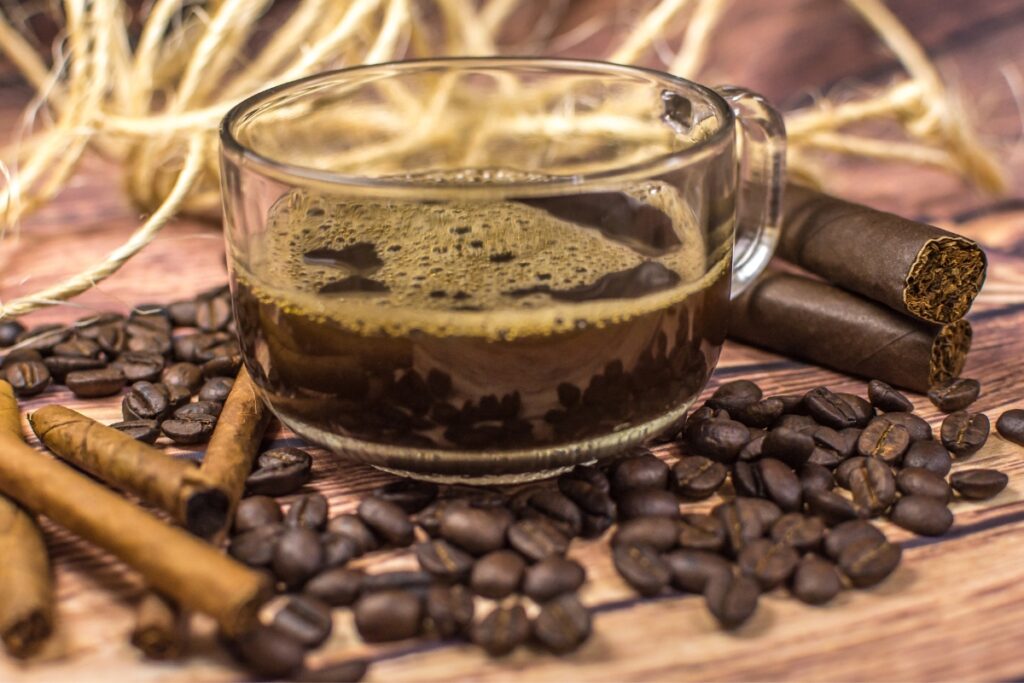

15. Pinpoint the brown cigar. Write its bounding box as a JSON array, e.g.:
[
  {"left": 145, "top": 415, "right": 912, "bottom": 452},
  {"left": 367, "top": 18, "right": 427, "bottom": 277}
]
[
  {"left": 28, "top": 405, "right": 229, "bottom": 538},
  {"left": 779, "top": 184, "right": 986, "bottom": 324},
  {"left": 0, "top": 381, "right": 270, "bottom": 637},
  {"left": 729, "top": 270, "right": 971, "bottom": 392},
  {"left": 131, "top": 591, "right": 186, "bottom": 660}
]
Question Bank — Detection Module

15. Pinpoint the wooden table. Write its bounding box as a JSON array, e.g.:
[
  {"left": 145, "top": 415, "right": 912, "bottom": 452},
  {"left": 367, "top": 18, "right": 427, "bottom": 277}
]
[{"left": 1, "top": 2, "right": 1023, "bottom": 680}]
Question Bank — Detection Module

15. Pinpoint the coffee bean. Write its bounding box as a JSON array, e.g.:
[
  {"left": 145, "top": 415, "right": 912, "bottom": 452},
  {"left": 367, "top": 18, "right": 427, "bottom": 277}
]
[
  {"left": 128, "top": 304, "right": 171, "bottom": 331},
  {"left": 612, "top": 542, "right": 670, "bottom": 596},
  {"left": 950, "top": 469, "right": 1009, "bottom": 500},
  {"left": 472, "top": 604, "right": 529, "bottom": 656},
  {"left": 168, "top": 300, "right": 197, "bottom": 327},
  {"left": 234, "top": 496, "right": 283, "bottom": 533},
  {"left": 838, "top": 536, "right": 901, "bottom": 587},
  {"left": 610, "top": 453, "right": 669, "bottom": 494},
  {"left": 733, "top": 398, "right": 785, "bottom": 429},
  {"left": 0, "top": 321, "right": 24, "bottom": 347},
  {"left": 559, "top": 465, "right": 610, "bottom": 494},
  {"left": 997, "top": 409, "right": 1024, "bottom": 446},
  {"left": 776, "top": 414, "right": 818, "bottom": 434},
  {"left": 127, "top": 329, "right": 172, "bottom": 356},
  {"left": 160, "top": 382, "right": 192, "bottom": 408},
  {"left": 195, "top": 293, "right": 233, "bottom": 332},
  {"left": 804, "top": 387, "right": 860, "bottom": 429},
  {"left": 664, "top": 549, "right": 731, "bottom": 592},
  {"left": 761, "top": 427, "right": 815, "bottom": 468},
  {"left": 470, "top": 550, "right": 525, "bottom": 599},
  {"left": 867, "top": 380, "right": 913, "bottom": 413},
  {"left": 928, "top": 378, "right": 981, "bottom": 413},
  {"left": 232, "top": 624, "right": 306, "bottom": 679},
  {"left": 122, "top": 380, "right": 170, "bottom": 420},
  {"left": 65, "top": 367, "right": 126, "bottom": 398},
  {"left": 807, "top": 446, "right": 844, "bottom": 468},
  {"left": 941, "top": 411, "right": 990, "bottom": 458},
  {"left": 358, "top": 497, "right": 413, "bottom": 546},
  {"left": 271, "top": 595, "right": 333, "bottom": 648},
  {"left": 800, "top": 463, "right": 836, "bottom": 495},
  {"left": 327, "top": 514, "right": 380, "bottom": 555},
  {"left": 857, "top": 417, "right": 911, "bottom": 464},
  {"left": 161, "top": 414, "right": 216, "bottom": 444},
  {"left": 616, "top": 488, "right": 680, "bottom": 520},
  {"left": 839, "top": 393, "right": 875, "bottom": 427},
  {"left": 360, "top": 571, "right": 433, "bottom": 593},
  {"left": 682, "top": 405, "right": 726, "bottom": 441},
  {"left": 439, "top": 505, "right": 510, "bottom": 555},
  {"left": 770, "top": 513, "right": 825, "bottom": 552},
  {"left": 902, "top": 440, "right": 952, "bottom": 476},
  {"left": 884, "top": 412, "right": 933, "bottom": 441},
  {"left": 287, "top": 493, "right": 330, "bottom": 531},
  {"left": 3, "top": 360, "right": 51, "bottom": 396},
  {"left": 522, "top": 557, "right": 586, "bottom": 602},
  {"left": 521, "top": 489, "right": 583, "bottom": 537},
  {"left": 846, "top": 457, "right": 897, "bottom": 516},
  {"left": 415, "top": 539, "right": 474, "bottom": 581},
  {"left": 161, "top": 362, "right": 203, "bottom": 393},
  {"left": 737, "top": 458, "right": 802, "bottom": 512},
  {"left": 712, "top": 500, "right": 764, "bottom": 556},
  {"left": 743, "top": 498, "right": 784, "bottom": 528},
  {"left": 92, "top": 322, "right": 129, "bottom": 356},
  {"left": 834, "top": 457, "right": 867, "bottom": 489},
  {"left": 805, "top": 489, "right": 862, "bottom": 526},
  {"left": 890, "top": 495, "right": 953, "bottom": 536},
  {"left": 109, "top": 419, "right": 160, "bottom": 444},
  {"left": 372, "top": 480, "right": 438, "bottom": 513},
  {"left": 823, "top": 520, "right": 885, "bottom": 560},
  {"left": 273, "top": 527, "right": 324, "bottom": 588},
  {"left": 533, "top": 594, "right": 591, "bottom": 654},
  {"left": 174, "top": 400, "right": 222, "bottom": 418},
  {"left": 704, "top": 571, "right": 760, "bottom": 629},
  {"left": 355, "top": 590, "right": 423, "bottom": 642},
  {"left": 172, "top": 332, "right": 230, "bottom": 363},
  {"left": 322, "top": 533, "right": 360, "bottom": 567},
  {"left": 737, "top": 434, "right": 765, "bottom": 462},
  {"left": 813, "top": 426, "right": 859, "bottom": 458},
  {"left": 304, "top": 567, "right": 363, "bottom": 606},
  {"left": 425, "top": 583, "right": 474, "bottom": 639},
  {"left": 672, "top": 456, "right": 727, "bottom": 499},
  {"left": 613, "top": 516, "right": 681, "bottom": 551},
  {"left": 557, "top": 477, "right": 616, "bottom": 538},
  {"left": 678, "top": 513, "right": 726, "bottom": 552},
  {"left": 53, "top": 337, "right": 102, "bottom": 359},
  {"left": 508, "top": 517, "right": 569, "bottom": 561},
  {"left": 689, "top": 419, "right": 749, "bottom": 463},
  {"left": 202, "top": 353, "right": 242, "bottom": 378},
  {"left": 791, "top": 554, "right": 843, "bottom": 605},
  {"left": 246, "top": 447, "right": 313, "bottom": 496},
  {"left": 738, "top": 539, "right": 799, "bottom": 589},
  {"left": 43, "top": 355, "right": 106, "bottom": 381},
  {"left": 707, "top": 380, "right": 762, "bottom": 413},
  {"left": 229, "top": 523, "right": 284, "bottom": 567},
  {"left": 198, "top": 376, "right": 234, "bottom": 403},
  {"left": 897, "top": 467, "right": 952, "bottom": 503},
  {"left": 111, "top": 351, "right": 164, "bottom": 382},
  {"left": 15, "top": 325, "right": 69, "bottom": 353}
]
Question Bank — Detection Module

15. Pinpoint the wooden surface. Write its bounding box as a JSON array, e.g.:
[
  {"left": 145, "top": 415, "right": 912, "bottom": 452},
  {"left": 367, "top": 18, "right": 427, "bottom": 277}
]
[{"left": 2, "top": 1, "right": 1024, "bottom": 680}]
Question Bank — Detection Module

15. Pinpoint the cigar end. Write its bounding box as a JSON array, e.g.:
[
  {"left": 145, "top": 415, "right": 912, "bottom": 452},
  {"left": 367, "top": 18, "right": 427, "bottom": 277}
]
[
  {"left": 184, "top": 488, "right": 231, "bottom": 539},
  {"left": 930, "top": 319, "right": 973, "bottom": 386},
  {"left": 905, "top": 237, "right": 986, "bottom": 323},
  {"left": 2, "top": 610, "right": 52, "bottom": 658}
]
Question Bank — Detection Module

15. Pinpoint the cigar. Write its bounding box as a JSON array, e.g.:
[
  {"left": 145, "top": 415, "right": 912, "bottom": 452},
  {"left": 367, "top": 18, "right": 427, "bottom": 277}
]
[
  {"left": 0, "top": 381, "right": 271, "bottom": 637},
  {"left": 131, "top": 591, "right": 186, "bottom": 660},
  {"left": 779, "top": 184, "right": 986, "bottom": 324},
  {"left": 28, "top": 405, "right": 229, "bottom": 538},
  {"left": 0, "top": 498, "right": 53, "bottom": 658},
  {"left": 200, "top": 367, "right": 271, "bottom": 527},
  {"left": 728, "top": 270, "right": 972, "bottom": 392}
]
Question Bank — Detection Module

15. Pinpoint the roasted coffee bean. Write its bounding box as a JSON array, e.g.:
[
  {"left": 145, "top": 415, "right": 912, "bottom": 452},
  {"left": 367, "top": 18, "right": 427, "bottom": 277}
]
[
  {"left": 761, "top": 427, "right": 815, "bottom": 468},
  {"left": 0, "top": 321, "right": 24, "bottom": 347},
  {"left": 508, "top": 517, "right": 569, "bottom": 561},
  {"left": 775, "top": 394, "right": 805, "bottom": 414},
  {"left": 559, "top": 465, "right": 610, "bottom": 494},
  {"left": 884, "top": 411, "right": 933, "bottom": 441},
  {"left": 897, "top": 467, "right": 952, "bottom": 503},
  {"left": 201, "top": 353, "right": 242, "bottom": 378},
  {"left": 327, "top": 514, "right": 380, "bottom": 555},
  {"left": 846, "top": 457, "right": 897, "bottom": 516},
  {"left": 838, "top": 536, "right": 901, "bottom": 587},
  {"left": 712, "top": 499, "right": 764, "bottom": 555},
  {"left": 287, "top": 493, "right": 330, "bottom": 531},
  {"left": 195, "top": 293, "right": 233, "bottom": 332},
  {"left": 53, "top": 337, "right": 102, "bottom": 359},
  {"left": 273, "top": 527, "right": 324, "bottom": 588},
  {"left": 678, "top": 513, "right": 726, "bottom": 552},
  {"left": 612, "top": 542, "right": 670, "bottom": 596},
  {"left": 940, "top": 411, "right": 990, "bottom": 458},
  {"left": 776, "top": 414, "right": 818, "bottom": 434},
  {"left": 161, "top": 382, "right": 192, "bottom": 408},
  {"left": 610, "top": 453, "right": 669, "bottom": 493},
  {"left": 857, "top": 417, "right": 911, "bottom": 464},
  {"left": 558, "top": 477, "right": 615, "bottom": 519},
  {"left": 372, "top": 480, "right": 438, "bottom": 513},
  {"left": 65, "top": 367, "right": 126, "bottom": 398},
  {"left": 738, "top": 539, "right": 799, "bottom": 589},
  {"left": 689, "top": 419, "right": 749, "bottom": 463},
  {"left": 174, "top": 400, "right": 222, "bottom": 418},
  {"left": 305, "top": 567, "right": 363, "bottom": 606},
  {"left": 198, "top": 376, "right": 234, "bottom": 403},
  {"left": 358, "top": 497, "right": 414, "bottom": 546},
  {"left": 791, "top": 554, "right": 843, "bottom": 605},
  {"left": 770, "top": 513, "right": 825, "bottom": 552},
  {"left": 415, "top": 539, "right": 474, "bottom": 581},
  {"left": 172, "top": 332, "right": 230, "bottom": 362},
  {"left": 616, "top": 488, "right": 680, "bottom": 520},
  {"left": 902, "top": 441, "right": 952, "bottom": 477},
  {"left": 355, "top": 590, "right": 423, "bottom": 643},
  {"left": 122, "top": 381, "right": 170, "bottom": 421},
  {"left": 533, "top": 594, "right": 591, "bottom": 654},
  {"left": 733, "top": 398, "right": 785, "bottom": 429},
  {"left": 229, "top": 523, "right": 284, "bottom": 567},
  {"left": 161, "top": 362, "right": 203, "bottom": 393},
  {"left": 664, "top": 549, "right": 731, "bottom": 593},
  {"left": 472, "top": 604, "right": 529, "bottom": 656},
  {"left": 743, "top": 498, "right": 783, "bottom": 529},
  {"left": 109, "top": 419, "right": 160, "bottom": 444},
  {"left": 738, "top": 458, "right": 802, "bottom": 512},
  {"left": 672, "top": 456, "right": 728, "bottom": 499},
  {"left": 682, "top": 405, "right": 727, "bottom": 441},
  {"left": 161, "top": 414, "right": 216, "bottom": 444},
  {"left": 232, "top": 624, "right": 306, "bottom": 679},
  {"left": 3, "top": 360, "right": 51, "bottom": 396},
  {"left": 470, "top": 550, "right": 525, "bottom": 599},
  {"left": 834, "top": 457, "right": 866, "bottom": 489},
  {"left": 805, "top": 489, "right": 862, "bottom": 526},
  {"left": 890, "top": 495, "right": 953, "bottom": 536},
  {"left": 426, "top": 583, "right": 474, "bottom": 639},
  {"left": 167, "top": 300, "right": 198, "bottom": 327},
  {"left": 361, "top": 571, "right": 434, "bottom": 593},
  {"left": 521, "top": 489, "right": 582, "bottom": 537},
  {"left": 111, "top": 351, "right": 164, "bottom": 382},
  {"left": 234, "top": 496, "right": 283, "bottom": 533},
  {"left": 126, "top": 329, "right": 172, "bottom": 356},
  {"left": 271, "top": 595, "right": 333, "bottom": 648},
  {"left": 823, "top": 520, "right": 886, "bottom": 560},
  {"left": 613, "top": 516, "right": 681, "bottom": 552},
  {"left": 92, "top": 322, "right": 129, "bottom": 356},
  {"left": 813, "top": 426, "right": 859, "bottom": 458},
  {"left": 800, "top": 463, "right": 836, "bottom": 495},
  {"left": 16, "top": 324, "right": 69, "bottom": 353},
  {"left": 997, "top": 409, "right": 1024, "bottom": 446},
  {"left": 522, "top": 557, "right": 586, "bottom": 602},
  {"left": 438, "top": 505, "right": 509, "bottom": 555},
  {"left": 737, "top": 434, "right": 765, "bottom": 462},
  {"left": 246, "top": 447, "right": 313, "bottom": 496},
  {"left": 928, "top": 378, "right": 981, "bottom": 413},
  {"left": 704, "top": 571, "right": 760, "bottom": 629},
  {"left": 804, "top": 387, "right": 860, "bottom": 429},
  {"left": 414, "top": 500, "right": 451, "bottom": 537},
  {"left": 707, "top": 380, "right": 762, "bottom": 413},
  {"left": 807, "top": 446, "right": 844, "bottom": 469},
  {"left": 128, "top": 304, "right": 171, "bottom": 331},
  {"left": 43, "top": 355, "right": 106, "bottom": 381},
  {"left": 322, "top": 532, "right": 360, "bottom": 567},
  {"left": 950, "top": 469, "right": 1009, "bottom": 500},
  {"left": 867, "top": 380, "right": 913, "bottom": 413},
  {"left": 839, "top": 393, "right": 875, "bottom": 427}
]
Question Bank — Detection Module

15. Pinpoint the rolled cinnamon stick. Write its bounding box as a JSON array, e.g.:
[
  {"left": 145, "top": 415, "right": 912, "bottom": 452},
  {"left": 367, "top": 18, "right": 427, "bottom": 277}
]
[
  {"left": 0, "top": 381, "right": 270, "bottom": 637},
  {"left": 29, "top": 405, "right": 229, "bottom": 538},
  {"left": 779, "top": 184, "right": 986, "bottom": 323},
  {"left": 131, "top": 591, "right": 186, "bottom": 660},
  {"left": 729, "top": 270, "right": 971, "bottom": 392}
]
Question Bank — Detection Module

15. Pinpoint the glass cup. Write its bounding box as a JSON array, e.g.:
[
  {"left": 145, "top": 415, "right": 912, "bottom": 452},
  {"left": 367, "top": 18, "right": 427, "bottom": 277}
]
[{"left": 220, "top": 58, "right": 785, "bottom": 483}]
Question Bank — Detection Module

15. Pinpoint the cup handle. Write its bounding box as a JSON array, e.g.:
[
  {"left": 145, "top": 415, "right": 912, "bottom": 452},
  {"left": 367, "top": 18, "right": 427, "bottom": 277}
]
[{"left": 716, "top": 85, "right": 787, "bottom": 298}]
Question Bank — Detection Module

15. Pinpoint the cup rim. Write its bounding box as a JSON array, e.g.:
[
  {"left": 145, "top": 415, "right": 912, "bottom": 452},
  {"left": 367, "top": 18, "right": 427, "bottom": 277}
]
[{"left": 219, "top": 56, "right": 734, "bottom": 193}]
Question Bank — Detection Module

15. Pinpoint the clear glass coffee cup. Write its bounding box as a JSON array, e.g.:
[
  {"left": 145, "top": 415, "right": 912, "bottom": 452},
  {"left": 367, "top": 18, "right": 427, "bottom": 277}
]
[{"left": 220, "top": 58, "right": 785, "bottom": 483}]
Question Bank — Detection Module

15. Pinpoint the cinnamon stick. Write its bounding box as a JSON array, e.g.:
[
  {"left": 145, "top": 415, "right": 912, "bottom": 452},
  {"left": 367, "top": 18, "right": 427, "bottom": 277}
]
[
  {"left": 0, "top": 380, "right": 270, "bottom": 637},
  {"left": 131, "top": 591, "right": 186, "bottom": 660}
]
